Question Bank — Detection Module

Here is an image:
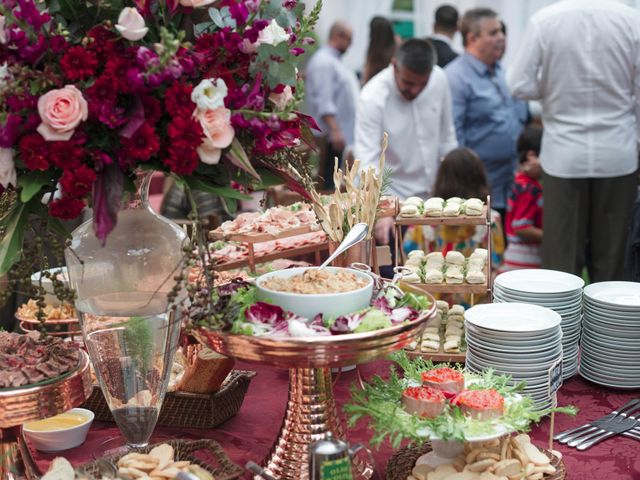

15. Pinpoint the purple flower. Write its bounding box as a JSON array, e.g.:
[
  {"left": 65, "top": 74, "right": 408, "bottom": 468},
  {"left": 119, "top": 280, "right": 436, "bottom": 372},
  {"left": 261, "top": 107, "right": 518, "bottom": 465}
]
[
  {"left": 126, "top": 67, "right": 147, "bottom": 92},
  {"left": 301, "top": 36, "right": 315, "bottom": 45},
  {"left": 163, "top": 60, "right": 183, "bottom": 80},
  {"left": 15, "top": 0, "right": 50, "bottom": 31},
  {"left": 290, "top": 47, "right": 305, "bottom": 56},
  {"left": 6, "top": 93, "right": 36, "bottom": 112},
  {"left": 136, "top": 46, "right": 159, "bottom": 69},
  {"left": 244, "top": 19, "right": 269, "bottom": 43},
  {"left": 23, "top": 113, "right": 39, "bottom": 131},
  {"left": 20, "top": 33, "right": 46, "bottom": 63},
  {"left": 229, "top": 3, "right": 249, "bottom": 25},
  {"left": 283, "top": 0, "right": 297, "bottom": 9},
  {"left": 97, "top": 104, "right": 127, "bottom": 128},
  {"left": 0, "top": 114, "right": 22, "bottom": 148}
]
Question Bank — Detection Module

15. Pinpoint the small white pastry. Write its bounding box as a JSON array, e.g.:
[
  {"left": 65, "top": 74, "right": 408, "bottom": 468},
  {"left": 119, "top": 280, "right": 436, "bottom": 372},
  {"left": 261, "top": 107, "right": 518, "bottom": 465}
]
[
  {"left": 421, "top": 340, "right": 440, "bottom": 352},
  {"left": 449, "top": 305, "right": 465, "bottom": 316},
  {"left": 447, "top": 197, "right": 463, "bottom": 204},
  {"left": 470, "top": 248, "right": 488, "bottom": 262},
  {"left": 425, "top": 252, "right": 445, "bottom": 266},
  {"left": 468, "top": 257, "right": 486, "bottom": 271},
  {"left": 443, "top": 202, "right": 462, "bottom": 217},
  {"left": 445, "top": 325, "right": 464, "bottom": 336},
  {"left": 405, "top": 256, "right": 423, "bottom": 267},
  {"left": 447, "top": 314, "right": 464, "bottom": 324},
  {"left": 466, "top": 270, "right": 486, "bottom": 284},
  {"left": 424, "top": 326, "right": 440, "bottom": 334},
  {"left": 436, "top": 300, "right": 449, "bottom": 313},
  {"left": 407, "top": 249, "right": 425, "bottom": 258},
  {"left": 445, "top": 270, "right": 464, "bottom": 284},
  {"left": 400, "top": 204, "right": 421, "bottom": 217},
  {"left": 404, "top": 196, "right": 424, "bottom": 206},
  {"left": 444, "top": 339, "right": 461, "bottom": 353},
  {"left": 424, "top": 197, "right": 445, "bottom": 216},
  {"left": 464, "top": 198, "right": 484, "bottom": 215},
  {"left": 401, "top": 272, "right": 422, "bottom": 283},
  {"left": 423, "top": 332, "right": 441, "bottom": 343},
  {"left": 445, "top": 264, "right": 464, "bottom": 275},
  {"left": 445, "top": 251, "right": 465, "bottom": 266},
  {"left": 425, "top": 269, "right": 444, "bottom": 284}
]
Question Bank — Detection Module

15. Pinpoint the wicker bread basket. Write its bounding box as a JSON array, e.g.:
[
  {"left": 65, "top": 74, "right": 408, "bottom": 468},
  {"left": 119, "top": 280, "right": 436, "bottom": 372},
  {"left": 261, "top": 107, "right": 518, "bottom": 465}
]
[
  {"left": 81, "top": 370, "right": 255, "bottom": 429},
  {"left": 385, "top": 442, "right": 566, "bottom": 480},
  {"left": 78, "top": 439, "right": 243, "bottom": 480}
]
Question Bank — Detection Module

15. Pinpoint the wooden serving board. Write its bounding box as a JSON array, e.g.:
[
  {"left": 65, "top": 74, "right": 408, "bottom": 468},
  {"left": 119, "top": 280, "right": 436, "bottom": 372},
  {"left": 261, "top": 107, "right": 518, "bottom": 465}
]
[
  {"left": 209, "top": 224, "right": 317, "bottom": 243},
  {"left": 213, "top": 241, "right": 329, "bottom": 272},
  {"left": 395, "top": 205, "right": 488, "bottom": 226},
  {"left": 405, "top": 348, "right": 466, "bottom": 364}
]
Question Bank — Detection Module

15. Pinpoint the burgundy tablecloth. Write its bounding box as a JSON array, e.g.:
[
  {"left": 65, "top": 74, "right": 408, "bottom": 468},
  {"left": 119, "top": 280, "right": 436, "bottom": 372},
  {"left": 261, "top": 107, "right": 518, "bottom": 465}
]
[{"left": 28, "top": 360, "right": 640, "bottom": 479}]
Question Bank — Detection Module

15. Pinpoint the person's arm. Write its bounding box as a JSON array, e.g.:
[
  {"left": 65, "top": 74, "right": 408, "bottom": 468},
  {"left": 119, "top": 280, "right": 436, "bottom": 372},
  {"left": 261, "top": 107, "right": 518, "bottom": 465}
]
[
  {"left": 514, "top": 225, "right": 543, "bottom": 243},
  {"left": 507, "top": 21, "right": 543, "bottom": 100},
  {"left": 310, "top": 59, "right": 345, "bottom": 151},
  {"left": 439, "top": 73, "right": 459, "bottom": 157},
  {"left": 322, "top": 114, "right": 346, "bottom": 152},
  {"left": 445, "top": 67, "right": 467, "bottom": 146}
]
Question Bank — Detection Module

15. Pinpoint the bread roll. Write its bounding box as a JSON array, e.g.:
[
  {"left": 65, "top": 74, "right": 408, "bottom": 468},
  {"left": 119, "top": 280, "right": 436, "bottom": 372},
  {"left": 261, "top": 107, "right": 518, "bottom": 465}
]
[{"left": 177, "top": 348, "right": 235, "bottom": 394}]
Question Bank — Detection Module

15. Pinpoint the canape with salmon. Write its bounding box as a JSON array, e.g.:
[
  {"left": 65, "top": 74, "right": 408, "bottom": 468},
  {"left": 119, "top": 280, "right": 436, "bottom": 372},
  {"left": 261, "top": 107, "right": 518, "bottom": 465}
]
[{"left": 401, "top": 386, "right": 446, "bottom": 418}]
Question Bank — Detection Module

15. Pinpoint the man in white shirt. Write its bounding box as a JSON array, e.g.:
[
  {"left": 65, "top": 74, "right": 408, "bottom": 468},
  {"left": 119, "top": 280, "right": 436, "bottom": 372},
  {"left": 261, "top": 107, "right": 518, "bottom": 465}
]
[
  {"left": 508, "top": 0, "right": 640, "bottom": 282},
  {"left": 355, "top": 38, "right": 457, "bottom": 246}
]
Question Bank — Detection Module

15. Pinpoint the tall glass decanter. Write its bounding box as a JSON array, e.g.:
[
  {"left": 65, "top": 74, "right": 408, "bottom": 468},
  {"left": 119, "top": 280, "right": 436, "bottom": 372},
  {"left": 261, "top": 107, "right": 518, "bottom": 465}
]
[{"left": 65, "top": 172, "right": 188, "bottom": 449}]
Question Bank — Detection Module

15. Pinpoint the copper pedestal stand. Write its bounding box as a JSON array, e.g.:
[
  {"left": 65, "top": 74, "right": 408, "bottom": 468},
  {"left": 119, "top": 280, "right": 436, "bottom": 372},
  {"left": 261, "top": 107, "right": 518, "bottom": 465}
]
[
  {"left": 194, "top": 287, "right": 436, "bottom": 480},
  {"left": 0, "top": 350, "right": 92, "bottom": 480}
]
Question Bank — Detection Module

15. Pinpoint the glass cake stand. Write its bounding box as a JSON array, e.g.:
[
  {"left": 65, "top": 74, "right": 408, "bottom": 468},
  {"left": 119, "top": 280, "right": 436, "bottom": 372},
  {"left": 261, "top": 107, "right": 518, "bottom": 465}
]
[
  {"left": 193, "top": 287, "right": 436, "bottom": 480},
  {"left": 0, "top": 350, "right": 92, "bottom": 480}
]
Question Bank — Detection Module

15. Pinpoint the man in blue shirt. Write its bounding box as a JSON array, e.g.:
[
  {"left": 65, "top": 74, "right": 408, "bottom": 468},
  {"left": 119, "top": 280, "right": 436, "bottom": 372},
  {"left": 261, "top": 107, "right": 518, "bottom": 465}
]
[
  {"left": 445, "top": 8, "right": 527, "bottom": 220},
  {"left": 305, "top": 21, "right": 356, "bottom": 189}
]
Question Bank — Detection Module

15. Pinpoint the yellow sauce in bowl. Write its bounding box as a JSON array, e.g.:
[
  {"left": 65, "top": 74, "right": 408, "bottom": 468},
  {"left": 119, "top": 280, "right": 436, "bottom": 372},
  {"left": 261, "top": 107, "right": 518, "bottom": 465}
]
[{"left": 24, "top": 411, "right": 88, "bottom": 431}]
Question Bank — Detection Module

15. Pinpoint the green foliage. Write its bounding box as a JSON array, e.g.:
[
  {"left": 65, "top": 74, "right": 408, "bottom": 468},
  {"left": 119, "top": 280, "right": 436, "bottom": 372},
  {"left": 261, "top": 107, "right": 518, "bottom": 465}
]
[
  {"left": 122, "top": 316, "right": 154, "bottom": 375},
  {"left": 0, "top": 201, "right": 27, "bottom": 276},
  {"left": 18, "top": 171, "right": 53, "bottom": 203},
  {"left": 345, "top": 352, "right": 578, "bottom": 447}
]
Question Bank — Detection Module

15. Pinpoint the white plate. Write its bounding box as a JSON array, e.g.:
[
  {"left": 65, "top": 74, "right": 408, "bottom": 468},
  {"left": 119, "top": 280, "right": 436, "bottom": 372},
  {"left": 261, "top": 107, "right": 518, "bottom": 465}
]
[
  {"left": 466, "top": 303, "right": 562, "bottom": 333},
  {"left": 467, "top": 352, "right": 563, "bottom": 373},
  {"left": 465, "top": 337, "right": 562, "bottom": 355},
  {"left": 581, "top": 328, "right": 640, "bottom": 349},
  {"left": 583, "top": 301, "right": 640, "bottom": 317},
  {"left": 468, "top": 345, "right": 563, "bottom": 364},
  {"left": 493, "top": 292, "right": 583, "bottom": 308},
  {"left": 583, "top": 322, "right": 640, "bottom": 339},
  {"left": 495, "top": 269, "right": 585, "bottom": 294},
  {"left": 465, "top": 323, "right": 562, "bottom": 342},
  {"left": 583, "top": 282, "right": 640, "bottom": 308},
  {"left": 495, "top": 284, "right": 582, "bottom": 300},
  {"left": 579, "top": 365, "right": 640, "bottom": 387}
]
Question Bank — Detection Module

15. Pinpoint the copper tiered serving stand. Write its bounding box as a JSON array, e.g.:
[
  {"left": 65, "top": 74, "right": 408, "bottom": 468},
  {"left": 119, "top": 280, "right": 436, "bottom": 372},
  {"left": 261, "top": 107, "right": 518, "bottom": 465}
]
[
  {"left": 0, "top": 350, "right": 92, "bottom": 480},
  {"left": 194, "top": 286, "right": 436, "bottom": 480}
]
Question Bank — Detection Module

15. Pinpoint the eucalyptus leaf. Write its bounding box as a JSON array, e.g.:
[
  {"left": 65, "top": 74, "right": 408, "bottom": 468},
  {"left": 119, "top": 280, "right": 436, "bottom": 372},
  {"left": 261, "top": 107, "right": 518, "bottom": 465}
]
[
  {"left": 185, "top": 177, "right": 251, "bottom": 200},
  {"left": 208, "top": 7, "right": 225, "bottom": 28},
  {"left": 0, "top": 202, "right": 27, "bottom": 276},
  {"left": 194, "top": 21, "right": 215, "bottom": 36},
  {"left": 18, "top": 171, "right": 52, "bottom": 203}
]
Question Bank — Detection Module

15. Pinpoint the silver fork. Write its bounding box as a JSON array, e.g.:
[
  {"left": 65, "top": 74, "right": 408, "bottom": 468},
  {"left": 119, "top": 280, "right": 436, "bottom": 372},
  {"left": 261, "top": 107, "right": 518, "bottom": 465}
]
[
  {"left": 573, "top": 406, "right": 640, "bottom": 450},
  {"left": 555, "top": 398, "right": 640, "bottom": 443}
]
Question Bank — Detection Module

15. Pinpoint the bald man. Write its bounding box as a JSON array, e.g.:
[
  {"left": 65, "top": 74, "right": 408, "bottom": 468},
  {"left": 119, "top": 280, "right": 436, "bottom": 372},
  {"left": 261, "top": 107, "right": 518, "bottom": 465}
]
[{"left": 305, "top": 21, "right": 356, "bottom": 189}]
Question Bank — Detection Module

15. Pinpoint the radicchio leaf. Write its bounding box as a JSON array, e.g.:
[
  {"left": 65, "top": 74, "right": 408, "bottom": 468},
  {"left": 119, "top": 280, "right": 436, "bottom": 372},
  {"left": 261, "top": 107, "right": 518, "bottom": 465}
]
[
  {"left": 330, "top": 312, "right": 363, "bottom": 335},
  {"left": 390, "top": 307, "right": 418, "bottom": 324},
  {"left": 245, "top": 301, "right": 285, "bottom": 326},
  {"left": 92, "top": 163, "right": 123, "bottom": 245},
  {"left": 373, "top": 296, "right": 392, "bottom": 315},
  {"left": 287, "top": 318, "right": 330, "bottom": 337}
]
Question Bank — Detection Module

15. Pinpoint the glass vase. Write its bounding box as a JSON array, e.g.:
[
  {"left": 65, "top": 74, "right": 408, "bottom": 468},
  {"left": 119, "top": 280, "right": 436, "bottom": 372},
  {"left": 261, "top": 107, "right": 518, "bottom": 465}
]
[{"left": 65, "top": 171, "right": 188, "bottom": 451}]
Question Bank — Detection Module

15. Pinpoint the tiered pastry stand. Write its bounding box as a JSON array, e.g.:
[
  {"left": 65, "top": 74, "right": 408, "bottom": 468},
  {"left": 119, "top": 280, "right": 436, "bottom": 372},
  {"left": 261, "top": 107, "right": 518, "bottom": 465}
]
[
  {"left": 193, "top": 286, "right": 436, "bottom": 480},
  {"left": 394, "top": 197, "right": 493, "bottom": 363},
  {"left": 209, "top": 225, "right": 329, "bottom": 273},
  {"left": 0, "top": 350, "right": 92, "bottom": 480}
]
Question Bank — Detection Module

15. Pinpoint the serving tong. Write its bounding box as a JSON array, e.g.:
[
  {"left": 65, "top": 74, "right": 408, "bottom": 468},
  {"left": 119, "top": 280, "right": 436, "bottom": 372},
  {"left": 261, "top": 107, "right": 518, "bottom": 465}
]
[{"left": 554, "top": 398, "right": 640, "bottom": 450}]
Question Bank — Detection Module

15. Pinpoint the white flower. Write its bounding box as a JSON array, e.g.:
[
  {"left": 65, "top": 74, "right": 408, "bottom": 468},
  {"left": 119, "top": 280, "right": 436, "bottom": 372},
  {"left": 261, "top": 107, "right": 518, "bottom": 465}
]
[
  {"left": 115, "top": 7, "right": 148, "bottom": 42},
  {"left": 191, "top": 78, "right": 228, "bottom": 110},
  {"left": 0, "top": 62, "right": 10, "bottom": 87},
  {"left": 0, "top": 148, "right": 16, "bottom": 189},
  {"left": 257, "top": 19, "right": 290, "bottom": 46},
  {"left": 269, "top": 85, "right": 293, "bottom": 110}
]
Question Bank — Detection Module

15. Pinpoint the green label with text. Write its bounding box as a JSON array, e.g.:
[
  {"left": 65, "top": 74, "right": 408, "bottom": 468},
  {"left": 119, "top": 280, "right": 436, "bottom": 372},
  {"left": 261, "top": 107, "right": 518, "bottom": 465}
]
[{"left": 320, "top": 457, "right": 353, "bottom": 480}]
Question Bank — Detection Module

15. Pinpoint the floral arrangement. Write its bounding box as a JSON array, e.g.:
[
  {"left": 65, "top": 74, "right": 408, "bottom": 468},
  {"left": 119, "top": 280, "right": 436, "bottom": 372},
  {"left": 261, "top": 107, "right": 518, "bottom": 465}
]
[{"left": 0, "top": 0, "right": 321, "bottom": 277}]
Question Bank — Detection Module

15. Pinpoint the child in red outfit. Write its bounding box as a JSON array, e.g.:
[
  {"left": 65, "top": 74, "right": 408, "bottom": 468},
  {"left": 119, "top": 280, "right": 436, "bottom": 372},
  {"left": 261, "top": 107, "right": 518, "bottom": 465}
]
[{"left": 501, "top": 126, "right": 543, "bottom": 271}]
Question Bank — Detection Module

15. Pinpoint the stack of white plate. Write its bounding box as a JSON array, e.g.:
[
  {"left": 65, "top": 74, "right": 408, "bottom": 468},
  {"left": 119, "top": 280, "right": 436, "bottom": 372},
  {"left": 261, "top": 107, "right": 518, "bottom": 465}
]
[
  {"left": 464, "top": 303, "right": 563, "bottom": 410},
  {"left": 493, "top": 269, "right": 584, "bottom": 379},
  {"left": 580, "top": 282, "right": 640, "bottom": 389}
]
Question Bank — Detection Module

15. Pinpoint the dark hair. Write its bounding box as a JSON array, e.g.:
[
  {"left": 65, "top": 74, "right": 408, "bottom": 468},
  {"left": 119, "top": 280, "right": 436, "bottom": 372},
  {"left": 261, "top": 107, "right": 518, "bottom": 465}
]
[
  {"left": 363, "top": 17, "right": 396, "bottom": 84},
  {"left": 433, "top": 148, "right": 489, "bottom": 199},
  {"left": 517, "top": 125, "right": 543, "bottom": 164},
  {"left": 395, "top": 38, "right": 436, "bottom": 74},
  {"left": 460, "top": 8, "right": 498, "bottom": 47},
  {"left": 435, "top": 5, "right": 459, "bottom": 32}
]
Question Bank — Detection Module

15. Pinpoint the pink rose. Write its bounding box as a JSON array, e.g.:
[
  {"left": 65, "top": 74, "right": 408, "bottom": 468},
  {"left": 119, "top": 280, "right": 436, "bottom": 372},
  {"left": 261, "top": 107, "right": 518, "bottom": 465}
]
[
  {"left": 179, "top": 0, "right": 215, "bottom": 7},
  {"left": 37, "top": 85, "right": 88, "bottom": 142},
  {"left": 269, "top": 85, "right": 294, "bottom": 110},
  {"left": 0, "top": 15, "right": 6, "bottom": 45},
  {"left": 0, "top": 148, "right": 16, "bottom": 189},
  {"left": 194, "top": 107, "right": 235, "bottom": 165}
]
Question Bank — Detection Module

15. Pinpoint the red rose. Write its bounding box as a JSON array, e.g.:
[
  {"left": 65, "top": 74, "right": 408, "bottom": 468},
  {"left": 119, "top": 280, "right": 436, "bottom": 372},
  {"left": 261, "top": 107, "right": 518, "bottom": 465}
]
[
  {"left": 19, "top": 133, "right": 49, "bottom": 171},
  {"left": 121, "top": 122, "right": 159, "bottom": 161},
  {"left": 49, "top": 197, "right": 85, "bottom": 220},
  {"left": 60, "top": 165, "right": 97, "bottom": 197},
  {"left": 61, "top": 46, "right": 98, "bottom": 81}
]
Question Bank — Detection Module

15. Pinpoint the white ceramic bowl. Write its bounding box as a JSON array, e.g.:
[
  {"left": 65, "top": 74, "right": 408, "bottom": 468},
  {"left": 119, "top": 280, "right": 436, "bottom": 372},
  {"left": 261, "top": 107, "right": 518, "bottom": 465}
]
[
  {"left": 255, "top": 267, "right": 374, "bottom": 320},
  {"left": 23, "top": 408, "right": 94, "bottom": 452},
  {"left": 30, "top": 267, "right": 69, "bottom": 306}
]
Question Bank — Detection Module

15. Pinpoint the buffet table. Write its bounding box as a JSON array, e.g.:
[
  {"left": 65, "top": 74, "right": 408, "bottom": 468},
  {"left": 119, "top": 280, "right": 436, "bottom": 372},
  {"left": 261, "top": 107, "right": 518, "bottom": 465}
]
[{"left": 29, "top": 360, "right": 640, "bottom": 480}]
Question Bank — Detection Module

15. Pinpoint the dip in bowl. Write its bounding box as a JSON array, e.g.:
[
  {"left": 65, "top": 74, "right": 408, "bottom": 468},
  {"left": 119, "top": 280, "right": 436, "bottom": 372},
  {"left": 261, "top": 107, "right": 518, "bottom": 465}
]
[
  {"left": 23, "top": 408, "right": 94, "bottom": 452},
  {"left": 256, "top": 267, "right": 374, "bottom": 320}
]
